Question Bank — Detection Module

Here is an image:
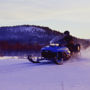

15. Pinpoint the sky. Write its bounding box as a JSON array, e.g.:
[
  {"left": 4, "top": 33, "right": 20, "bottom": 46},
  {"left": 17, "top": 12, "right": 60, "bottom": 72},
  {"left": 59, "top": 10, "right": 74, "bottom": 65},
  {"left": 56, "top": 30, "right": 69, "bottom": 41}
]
[{"left": 0, "top": 0, "right": 90, "bottom": 39}]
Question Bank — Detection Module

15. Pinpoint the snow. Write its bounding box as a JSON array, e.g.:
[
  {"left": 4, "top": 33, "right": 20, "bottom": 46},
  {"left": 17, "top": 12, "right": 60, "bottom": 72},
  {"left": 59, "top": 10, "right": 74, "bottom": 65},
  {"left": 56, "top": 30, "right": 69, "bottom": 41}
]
[
  {"left": 20, "top": 26, "right": 45, "bottom": 33},
  {"left": 0, "top": 47, "right": 90, "bottom": 90}
]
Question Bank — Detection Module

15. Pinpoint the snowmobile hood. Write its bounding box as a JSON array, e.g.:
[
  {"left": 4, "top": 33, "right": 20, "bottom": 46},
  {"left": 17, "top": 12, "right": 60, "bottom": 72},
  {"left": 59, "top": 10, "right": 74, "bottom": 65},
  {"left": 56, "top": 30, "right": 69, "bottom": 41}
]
[{"left": 41, "top": 45, "right": 69, "bottom": 53}]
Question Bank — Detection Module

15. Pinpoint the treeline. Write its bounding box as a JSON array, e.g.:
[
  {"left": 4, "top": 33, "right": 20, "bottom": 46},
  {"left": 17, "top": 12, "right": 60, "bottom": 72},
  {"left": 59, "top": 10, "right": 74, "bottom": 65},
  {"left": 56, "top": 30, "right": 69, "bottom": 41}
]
[{"left": 0, "top": 41, "right": 45, "bottom": 51}]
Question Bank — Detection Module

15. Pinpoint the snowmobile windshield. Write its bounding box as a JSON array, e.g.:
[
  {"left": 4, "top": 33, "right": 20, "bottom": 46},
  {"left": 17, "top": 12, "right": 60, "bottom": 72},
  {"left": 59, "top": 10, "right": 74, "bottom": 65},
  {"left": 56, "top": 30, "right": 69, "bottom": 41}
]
[{"left": 58, "top": 39, "right": 67, "bottom": 46}]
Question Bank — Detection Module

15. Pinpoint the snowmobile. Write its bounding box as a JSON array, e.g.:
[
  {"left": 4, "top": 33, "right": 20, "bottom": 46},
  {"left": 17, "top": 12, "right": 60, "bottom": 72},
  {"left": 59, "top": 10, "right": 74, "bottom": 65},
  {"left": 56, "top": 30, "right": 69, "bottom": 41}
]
[{"left": 28, "top": 42, "right": 80, "bottom": 65}]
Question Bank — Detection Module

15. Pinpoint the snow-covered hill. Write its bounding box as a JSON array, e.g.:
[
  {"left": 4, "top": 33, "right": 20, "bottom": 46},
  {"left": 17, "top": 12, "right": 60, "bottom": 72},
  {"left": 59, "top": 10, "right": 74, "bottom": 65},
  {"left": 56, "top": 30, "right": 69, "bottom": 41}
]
[
  {"left": 0, "top": 47, "right": 90, "bottom": 90},
  {"left": 0, "top": 25, "right": 61, "bottom": 44},
  {"left": 0, "top": 25, "right": 89, "bottom": 46},
  {"left": 0, "top": 25, "right": 89, "bottom": 56}
]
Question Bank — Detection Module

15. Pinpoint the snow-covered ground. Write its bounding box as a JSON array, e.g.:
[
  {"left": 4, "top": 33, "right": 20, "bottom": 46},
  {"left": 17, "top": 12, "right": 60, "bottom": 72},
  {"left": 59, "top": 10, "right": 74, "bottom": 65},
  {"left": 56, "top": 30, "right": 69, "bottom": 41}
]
[{"left": 0, "top": 47, "right": 90, "bottom": 90}]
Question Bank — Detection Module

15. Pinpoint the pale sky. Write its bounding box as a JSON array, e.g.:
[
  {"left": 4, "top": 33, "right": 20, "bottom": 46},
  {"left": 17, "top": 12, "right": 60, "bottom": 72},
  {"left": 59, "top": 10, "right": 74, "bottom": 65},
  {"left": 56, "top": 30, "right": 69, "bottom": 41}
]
[{"left": 0, "top": 0, "right": 90, "bottom": 39}]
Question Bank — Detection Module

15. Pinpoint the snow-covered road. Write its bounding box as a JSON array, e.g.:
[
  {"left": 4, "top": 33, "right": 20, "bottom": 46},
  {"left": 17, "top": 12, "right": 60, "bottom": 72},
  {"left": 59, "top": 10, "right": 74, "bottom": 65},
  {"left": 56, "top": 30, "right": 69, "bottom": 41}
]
[{"left": 0, "top": 48, "right": 90, "bottom": 90}]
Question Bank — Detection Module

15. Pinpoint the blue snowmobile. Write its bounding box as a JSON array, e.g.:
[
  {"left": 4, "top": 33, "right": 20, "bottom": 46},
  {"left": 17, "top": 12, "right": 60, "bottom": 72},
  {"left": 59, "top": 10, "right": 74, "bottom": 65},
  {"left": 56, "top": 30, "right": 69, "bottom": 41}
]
[{"left": 28, "top": 42, "right": 80, "bottom": 65}]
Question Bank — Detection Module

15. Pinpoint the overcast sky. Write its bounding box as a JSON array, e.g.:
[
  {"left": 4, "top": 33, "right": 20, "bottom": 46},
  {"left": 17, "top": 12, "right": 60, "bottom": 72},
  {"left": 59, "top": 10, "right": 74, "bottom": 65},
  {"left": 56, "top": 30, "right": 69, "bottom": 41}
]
[{"left": 0, "top": 0, "right": 90, "bottom": 39}]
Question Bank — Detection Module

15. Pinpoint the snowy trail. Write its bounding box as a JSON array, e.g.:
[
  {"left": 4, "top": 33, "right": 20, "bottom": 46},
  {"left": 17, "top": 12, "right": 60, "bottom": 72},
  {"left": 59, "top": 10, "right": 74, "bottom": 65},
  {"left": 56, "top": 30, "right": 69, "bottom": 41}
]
[{"left": 0, "top": 48, "right": 90, "bottom": 90}]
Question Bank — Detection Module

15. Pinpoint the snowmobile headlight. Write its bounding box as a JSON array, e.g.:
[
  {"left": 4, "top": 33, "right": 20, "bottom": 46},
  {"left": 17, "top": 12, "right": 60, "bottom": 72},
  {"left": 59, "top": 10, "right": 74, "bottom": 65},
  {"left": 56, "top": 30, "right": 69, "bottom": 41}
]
[
  {"left": 50, "top": 43, "right": 59, "bottom": 46},
  {"left": 55, "top": 44, "right": 59, "bottom": 46},
  {"left": 67, "top": 50, "right": 71, "bottom": 54}
]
